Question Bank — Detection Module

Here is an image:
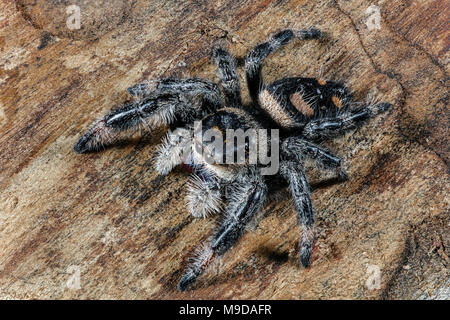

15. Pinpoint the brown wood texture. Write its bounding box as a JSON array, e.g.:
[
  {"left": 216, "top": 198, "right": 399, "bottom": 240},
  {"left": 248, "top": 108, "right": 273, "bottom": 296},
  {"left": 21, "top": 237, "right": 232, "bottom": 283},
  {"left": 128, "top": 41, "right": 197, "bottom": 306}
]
[{"left": 0, "top": 0, "right": 448, "bottom": 299}]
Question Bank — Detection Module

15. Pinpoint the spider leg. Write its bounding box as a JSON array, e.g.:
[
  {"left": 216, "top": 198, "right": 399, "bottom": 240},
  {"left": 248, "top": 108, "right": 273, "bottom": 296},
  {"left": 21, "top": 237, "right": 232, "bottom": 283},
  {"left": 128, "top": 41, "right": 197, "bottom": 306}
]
[
  {"left": 74, "top": 79, "right": 222, "bottom": 153},
  {"left": 154, "top": 127, "right": 192, "bottom": 175},
  {"left": 282, "top": 136, "right": 348, "bottom": 181},
  {"left": 245, "top": 28, "right": 323, "bottom": 102},
  {"left": 280, "top": 161, "right": 315, "bottom": 268},
  {"left": 127, "top": 78, "right": 220, "bottom": 101},
  {"left": 126, "top": 80, "right": 159, "bottom": 98},
  {"left": 178, "top": 170, "right": 267, "bottom": 291},
  {"left": 212, "top": 47, "right": 242, "bottom": 107},
  {"left": 302, "top": 102, "right": 392, "bottom": 140}
]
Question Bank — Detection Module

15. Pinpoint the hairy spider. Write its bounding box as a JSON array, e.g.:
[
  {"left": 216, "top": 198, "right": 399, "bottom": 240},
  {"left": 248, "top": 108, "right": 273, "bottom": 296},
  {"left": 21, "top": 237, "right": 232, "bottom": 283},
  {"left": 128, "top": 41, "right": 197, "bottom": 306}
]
[{"left": 74, "top": 28, "right": 392, "bottom": 291}]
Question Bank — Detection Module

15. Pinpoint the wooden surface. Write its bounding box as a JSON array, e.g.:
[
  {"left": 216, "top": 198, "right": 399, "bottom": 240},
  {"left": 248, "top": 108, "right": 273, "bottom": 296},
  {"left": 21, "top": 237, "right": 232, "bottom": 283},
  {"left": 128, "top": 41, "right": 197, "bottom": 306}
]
[{"left": 0, "top": 0, "right": 448, "bottom": 299}]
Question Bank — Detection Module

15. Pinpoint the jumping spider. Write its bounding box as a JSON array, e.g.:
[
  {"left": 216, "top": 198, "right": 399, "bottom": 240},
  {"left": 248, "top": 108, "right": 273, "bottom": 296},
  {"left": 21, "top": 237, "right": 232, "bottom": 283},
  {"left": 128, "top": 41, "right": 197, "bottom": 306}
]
[{"left": 74, "top": 28, "right": 392, "bottom": 291}]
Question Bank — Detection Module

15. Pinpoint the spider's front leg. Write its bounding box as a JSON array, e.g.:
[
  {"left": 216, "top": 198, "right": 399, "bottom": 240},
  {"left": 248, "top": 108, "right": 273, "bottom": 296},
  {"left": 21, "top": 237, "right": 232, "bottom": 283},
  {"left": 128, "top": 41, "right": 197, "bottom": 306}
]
[
  {"left": 74, "top": 79, "right": 222, "bottom": 153},
  {"left": 178, "top": 169, "right": 267, "bottom": 291},
  {"left": 280, "top": 161, "right": 315, "bottom": 268}
]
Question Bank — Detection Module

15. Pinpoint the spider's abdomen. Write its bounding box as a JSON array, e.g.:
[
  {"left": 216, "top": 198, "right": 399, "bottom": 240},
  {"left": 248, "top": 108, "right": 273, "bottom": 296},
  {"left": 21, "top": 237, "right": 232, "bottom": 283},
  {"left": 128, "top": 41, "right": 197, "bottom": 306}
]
[{"left": 258, "top": 77, "right": 353, "bottom": 129}]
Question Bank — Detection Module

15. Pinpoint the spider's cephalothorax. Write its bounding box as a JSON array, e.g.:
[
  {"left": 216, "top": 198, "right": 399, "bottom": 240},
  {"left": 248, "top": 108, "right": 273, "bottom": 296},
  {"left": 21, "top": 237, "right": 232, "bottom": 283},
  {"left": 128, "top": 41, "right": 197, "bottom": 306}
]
[{"left": 74, "top": 29, "right": 392, "bottom": 291}]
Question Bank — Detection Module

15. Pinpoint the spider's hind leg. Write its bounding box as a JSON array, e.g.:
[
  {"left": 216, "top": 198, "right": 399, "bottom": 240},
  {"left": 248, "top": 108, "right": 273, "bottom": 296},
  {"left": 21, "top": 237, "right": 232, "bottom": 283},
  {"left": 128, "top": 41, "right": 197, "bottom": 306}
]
[
  {"left": 245, "top": 28, "right": 323, "bottom": 102},
  {"left": 282, "top": 136, "right": 348, "bottom": 181},
  {"left": 280, "top": 161, "right": 315, "bottom": 268},
  {"left": 302, "top": 100, "right": 392, "bottom": 140}
]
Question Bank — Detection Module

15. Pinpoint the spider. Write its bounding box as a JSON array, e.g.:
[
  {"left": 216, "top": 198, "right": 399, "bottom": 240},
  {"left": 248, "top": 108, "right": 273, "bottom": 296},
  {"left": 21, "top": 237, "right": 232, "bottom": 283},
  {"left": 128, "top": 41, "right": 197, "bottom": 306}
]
[{"left": 74, "top": 28, "right": 392, "bottom": 291}]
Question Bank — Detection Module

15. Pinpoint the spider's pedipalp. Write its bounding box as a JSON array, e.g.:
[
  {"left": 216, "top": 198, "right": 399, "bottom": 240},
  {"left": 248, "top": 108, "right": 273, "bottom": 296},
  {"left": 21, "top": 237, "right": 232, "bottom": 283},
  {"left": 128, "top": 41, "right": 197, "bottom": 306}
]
[
  {"left": 212, "top": 47, "right": 242, "bottom": 107},
  {"left": 178, "top": 170, "right": 267, "bottom": 291},
  {"left": 280, "top": 161, "right": 315, "bottom": 268},
  {"left": 185, "top": 174, "right": 222, "bottom": 218},
  {"left": 154, "top": 127, "right": 192, "bottom": 175}
]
